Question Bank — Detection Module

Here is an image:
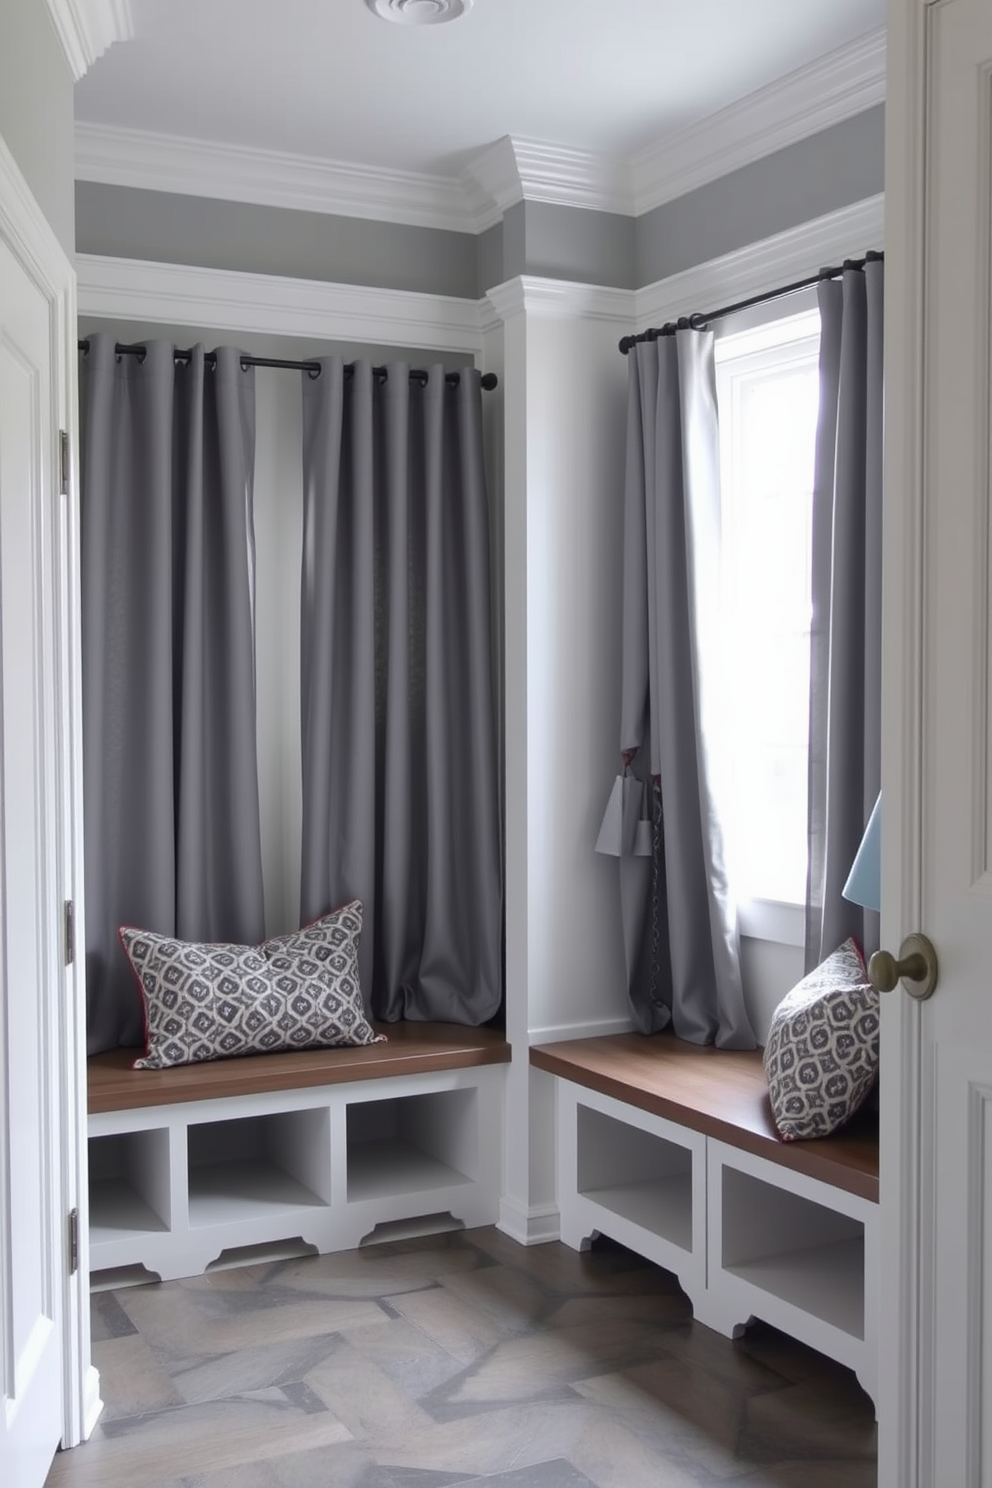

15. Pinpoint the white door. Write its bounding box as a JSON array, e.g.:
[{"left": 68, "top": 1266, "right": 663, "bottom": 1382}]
[
  {"left": 881, "top": 1, "right": 992, "bottom": 1484},
  {"left": 0, "top": 210, "right": 71, "bottom": 1482}
]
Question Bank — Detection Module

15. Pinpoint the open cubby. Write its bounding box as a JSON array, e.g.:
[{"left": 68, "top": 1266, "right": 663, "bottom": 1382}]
[
  {"left": 720, "top": 1165, "right": 866, "bottom": 1339},
  {"left": 186, "top": 1107, "right": 331, "bottom": 1227},
  {"left": 575, "top": 1101, "right": 694, "bottom": 1252},
  {"left": 88, "top": 1128, "right": 171, "bottom": 1243},
  {"left": 346, "top": 1087, "right": 477, "bottom": 1202}
]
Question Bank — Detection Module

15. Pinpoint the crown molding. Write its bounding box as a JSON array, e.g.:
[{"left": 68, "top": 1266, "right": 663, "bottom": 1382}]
[
  {"left": 632, "top": 28, "right": 886, "bottom": 215},
  {"left": 635, "top": 193, "right": 884, "bottom": 331},
  {"left": 460, "top": 137, "right": 521, "bottom": 230},
  {"left": 463, "top": 137, "right": 632, "bottom": 223},
  {"left": 76, "top": 255, "right": 484, "bottom": 353},
  {"left": 75, "top": 122, "right": 476, "bottom": 234},
  {"left": 44, "top": 0, "right": 133, "bottom": 81},
  {"left": 73, "top": 28, "right": 884, "bottom": 230},
  {"left": 485, "top": 276, "right": 634, "bottom": 326}
]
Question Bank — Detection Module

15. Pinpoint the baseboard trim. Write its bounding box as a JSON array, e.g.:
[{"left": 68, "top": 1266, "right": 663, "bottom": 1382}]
[
  {"left": 81, "top": 1365, "right": 104, "bottom": 1440},
  {"left": 496, "top": 1199, "right": 561, "bottom": 1246},
  {"left": 529, "top": 1016, "right": 634, "bottom": 1044}
]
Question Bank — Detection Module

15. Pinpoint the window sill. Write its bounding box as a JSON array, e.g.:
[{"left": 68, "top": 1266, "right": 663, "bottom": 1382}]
[{"left": 738, "top": 897, "right": 805, "bottom": 948}]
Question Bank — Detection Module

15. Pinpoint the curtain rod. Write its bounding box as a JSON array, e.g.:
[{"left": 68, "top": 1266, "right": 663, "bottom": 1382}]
[
  {"left": 77, "top": 339, "right": 498, "bottom": 390},
  {"left": 618, "top": 250, "right": 883, "bottom": 355}
]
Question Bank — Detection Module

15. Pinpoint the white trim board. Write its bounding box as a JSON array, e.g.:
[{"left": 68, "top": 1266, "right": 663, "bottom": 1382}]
[
  {"left": 44, "top": 0, "right": 133, "bottom": 81},
  {"left": 635, "top": 194, "right": 884, "bottom": 332},
  {"left": 485, "top": 276, "right": 634, "bottom": 327},
  {"left": 75, "top": 255, "right": 485, "bottom": 354},
  {"left": 74, "top": 30, "right": 885, "bottom": 229},
  {"left": 528, "top": 1017, "right": 635, "bottom": 1044}
]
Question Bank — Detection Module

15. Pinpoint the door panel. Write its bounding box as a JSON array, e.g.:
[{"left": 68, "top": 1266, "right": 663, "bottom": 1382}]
[
  {"left": 0, "top": 233, "right": 65, "bottom": 1485},
  {"left": 921, "top": 3, "right": 992, "bottom": 1480},
  {"left": 883, "top": 1, "right": 992, "bottom": 1484}
]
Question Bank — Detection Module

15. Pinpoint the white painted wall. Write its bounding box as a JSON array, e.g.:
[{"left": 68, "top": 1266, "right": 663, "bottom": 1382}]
[
  {"left": 741, "top": 936, "right": 804, "bottom": 1042},
  {"left": 491, "top": 277, "right": 638, "bottom": 1241}
]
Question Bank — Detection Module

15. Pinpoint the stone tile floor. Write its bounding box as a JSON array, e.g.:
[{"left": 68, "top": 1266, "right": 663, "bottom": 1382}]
[{"left": 46, "top": 1227, "right": 877, "bottom": 1488}]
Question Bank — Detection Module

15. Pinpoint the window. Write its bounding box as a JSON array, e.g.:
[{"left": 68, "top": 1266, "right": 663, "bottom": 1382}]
[{"left": 714, "top": 310, "right": 820, "bottom": 939}]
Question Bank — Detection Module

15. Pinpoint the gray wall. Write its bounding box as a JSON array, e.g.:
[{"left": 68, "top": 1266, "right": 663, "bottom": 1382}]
[
  {"left": 75, "top": 106, "right": 884, "bottom": 300},
  {"left": 477, "top": 220, "right": 504, "bottom": 296},
  {"left": 522, "top": 202, "right": 635, "bottom": 289},
  {"left": 0, "top": 1, "right": 75, "bottom": 255},
  {"left": 502, "top": 202, "right": 527, "bottom": 283},
  {"left": 635, "top": 105, "right": 885, "bottom": 285},
  {"left": 76, "top": 182, "right": 482, "bottom": 299}
]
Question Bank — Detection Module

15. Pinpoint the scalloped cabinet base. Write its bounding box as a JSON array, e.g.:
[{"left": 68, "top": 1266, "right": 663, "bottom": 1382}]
[{"left": 555, "top": 1079, "right": 878, "bottom": 1410}]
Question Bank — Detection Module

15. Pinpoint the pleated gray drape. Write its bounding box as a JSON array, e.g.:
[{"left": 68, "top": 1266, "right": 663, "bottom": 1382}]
[
  {"left": 805, "top": 258, "right": 884, "bottom": 968},
  {"left": 609, "top": 330, "right": 755, "bottom": 1048},
  {"left": 80, "top": 333, "right": 265, "bottom": 1052},
  {"left": 300, "top": 360, "right": 501, "bottom": 1024}
]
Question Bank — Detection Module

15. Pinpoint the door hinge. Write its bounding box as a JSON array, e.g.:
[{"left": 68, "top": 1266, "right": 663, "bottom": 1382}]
[
  {"left": 64, "top": 899, "right": 74, "bottom": 966},
  {"left": 68, "top": 1208, "right": 79, "bottom": 1276},
  {"left": 59, "top": 429, "right": 69, "bottom": 496}
]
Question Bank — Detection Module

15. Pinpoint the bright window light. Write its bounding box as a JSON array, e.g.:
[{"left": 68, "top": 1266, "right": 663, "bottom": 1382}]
[{"left": 715, "top": 310, "right": 820, "bottom": 911}]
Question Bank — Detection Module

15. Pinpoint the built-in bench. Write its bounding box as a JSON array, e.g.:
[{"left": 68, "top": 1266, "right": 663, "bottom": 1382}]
[
  {"left": 531, "top": 1033, "right": 879, "bottom": 1407},
  {"left": 87, "top": 1023, "right": 510, "bottom": 1284}
]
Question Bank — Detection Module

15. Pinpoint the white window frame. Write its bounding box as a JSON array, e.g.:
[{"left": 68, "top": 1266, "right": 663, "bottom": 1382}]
[{"left": 714, "top": 305, "right": 821, "bottom": 949}]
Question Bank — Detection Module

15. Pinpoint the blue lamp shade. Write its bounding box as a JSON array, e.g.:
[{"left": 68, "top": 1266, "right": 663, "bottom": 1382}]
[{"left": 842, "top": 794, "right": 881, "bottom": 913}]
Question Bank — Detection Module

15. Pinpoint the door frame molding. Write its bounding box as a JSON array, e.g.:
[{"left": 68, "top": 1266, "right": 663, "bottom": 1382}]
[
  {"left": 0, "top": 129, "right": 97, "bottom": 1451},
  {"left": 878, "top": 1, "right": 930, "bottom": 1484}
]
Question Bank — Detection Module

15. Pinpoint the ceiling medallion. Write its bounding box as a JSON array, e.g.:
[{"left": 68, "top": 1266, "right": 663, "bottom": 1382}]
[{"left": 365, "top": 0, "right": 473, "bottom": 24}]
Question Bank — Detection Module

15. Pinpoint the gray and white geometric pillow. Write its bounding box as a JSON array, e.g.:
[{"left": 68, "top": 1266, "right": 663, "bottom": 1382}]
[
  {"left": 763, "top": 937, "right": 879, "bottom": 1142},
  {"left": 121, "top": 900, "right": 384, "bottom": 1070}
]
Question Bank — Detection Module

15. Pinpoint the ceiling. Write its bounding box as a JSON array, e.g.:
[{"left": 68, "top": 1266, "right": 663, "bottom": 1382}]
[{"left": 74, "top": 0, "right": 886, "bottom": 190}]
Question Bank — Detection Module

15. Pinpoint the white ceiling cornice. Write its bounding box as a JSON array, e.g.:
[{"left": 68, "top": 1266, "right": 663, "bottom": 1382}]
[
  {"left": 632, "top": 27, "right": 886, "bottom": 216},
  {"left": 74, "top": 123, "right": 474, "bottom": 234},
  {"left": 74, "top": 27, "right": 885, "bottom": 230},
  {"left": 462, "top": 137, "right": 632, "bottom": 223},
  {"left": 44, "top": 0, "right": 133, "bottom": 81}
]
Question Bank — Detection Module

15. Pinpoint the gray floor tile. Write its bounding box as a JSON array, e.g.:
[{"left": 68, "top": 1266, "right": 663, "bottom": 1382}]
[{"left": 48, "top": 1229, "right": 876, "bottom": 1488}]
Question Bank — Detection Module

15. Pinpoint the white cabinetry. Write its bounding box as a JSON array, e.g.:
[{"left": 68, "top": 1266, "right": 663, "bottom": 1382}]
[
  {"left": 88, "top": 1064, "right": 503, "bottom": 1282},
  {"left": 555, "top": 1077, "right": 878, "bottom": 1407}
]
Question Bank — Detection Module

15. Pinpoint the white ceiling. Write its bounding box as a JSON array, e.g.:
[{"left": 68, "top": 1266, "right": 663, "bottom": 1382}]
[{"left": 74, "top": 0, "right": 886, "bottom": 183}]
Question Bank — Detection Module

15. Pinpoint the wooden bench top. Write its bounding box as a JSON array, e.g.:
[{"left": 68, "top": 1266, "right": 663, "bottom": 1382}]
[
  {"left": 530, "top": 1033, "right": 879, "bottom": 1204},
  {"left": 89, "top": 1022, "right": 511, "bottom": 1114}
]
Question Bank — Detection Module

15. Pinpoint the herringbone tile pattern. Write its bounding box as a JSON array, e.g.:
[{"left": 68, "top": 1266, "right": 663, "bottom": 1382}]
[{"left": 46, "top": 1228, "right": 876, "bottom": 1487}]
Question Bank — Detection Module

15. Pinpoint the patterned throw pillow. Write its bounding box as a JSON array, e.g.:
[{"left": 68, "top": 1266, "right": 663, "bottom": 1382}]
[
  {"left": 121, "top": 900, "right": 384, "bottom": 1070},
  {"left": 763, "top": 937, "right": 879, "bottom": 1142}
]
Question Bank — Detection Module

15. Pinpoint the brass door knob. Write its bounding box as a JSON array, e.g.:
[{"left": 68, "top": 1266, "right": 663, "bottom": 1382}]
[{"left": 868, "top": 933, "right": 938, "bottom": 1001}]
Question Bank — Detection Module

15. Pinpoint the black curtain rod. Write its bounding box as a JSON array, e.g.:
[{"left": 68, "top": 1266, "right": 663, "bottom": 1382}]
[
  {"left": 77, "top": 339, "right": 498, "bottom": 390},
  {"left": 618, "top": 250, "right": 883, "bottom": 355}
]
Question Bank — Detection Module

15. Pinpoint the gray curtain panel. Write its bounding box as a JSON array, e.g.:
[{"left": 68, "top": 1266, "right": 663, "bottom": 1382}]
[
  {"left": 80, "top": 333, "right": 266, "bottom": 1052},
  {"left": 606, "top": 329, "right": 755, "bottom": 1048},
  {"left": 300, "top": 360, "right": 501, "bottom": 1024},
  {"left": 805, "top": 258, "right": 884, "bottom": 969}
]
